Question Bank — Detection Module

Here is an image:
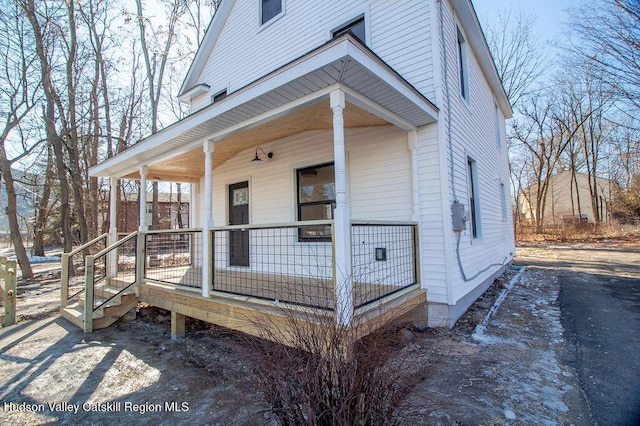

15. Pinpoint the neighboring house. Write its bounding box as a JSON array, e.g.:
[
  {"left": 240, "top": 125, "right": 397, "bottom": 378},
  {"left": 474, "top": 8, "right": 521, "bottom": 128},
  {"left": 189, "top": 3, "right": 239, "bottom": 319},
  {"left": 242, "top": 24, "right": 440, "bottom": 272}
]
[
  {"left": 99, "top": 192, "right": 190, "bottom": 233},
  {"left": 63, "top": 0, "right": 514, "bottom": 337},
  {"left": 518, "top": 172, "right": 613, "bottom": 225}
]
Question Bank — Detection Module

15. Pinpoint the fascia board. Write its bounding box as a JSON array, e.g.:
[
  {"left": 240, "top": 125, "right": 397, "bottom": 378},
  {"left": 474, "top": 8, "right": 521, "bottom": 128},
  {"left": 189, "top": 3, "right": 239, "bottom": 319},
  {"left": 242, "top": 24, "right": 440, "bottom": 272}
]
[{"left": 178, "top": 0, "right": 237, "bottom": 97}]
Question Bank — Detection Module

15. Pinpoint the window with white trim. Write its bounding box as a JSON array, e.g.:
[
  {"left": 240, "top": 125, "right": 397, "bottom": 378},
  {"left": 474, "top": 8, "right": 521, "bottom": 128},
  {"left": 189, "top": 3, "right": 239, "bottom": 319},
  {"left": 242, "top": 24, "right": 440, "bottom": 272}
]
[
  {"left": 495, "top": 103, "right": 502, "bottom": 149},
  {"left": 261, "top": 0, "right": 282, "bottom": 25},
  {"left": 297, "top": 163, "right": 335, "bottom": 241},
  {"left": 211, "top": 89, "right": 227, "bottom": 104},
  {"left": 333, "top": 16, "right": 365, "bottom": 44},
  {"left": 500, "top": 182, "right": 508, "bottom": 222},
  {"left": 457, "top": 27, "right": 469, "bottom": 101},
  {"left": 467, "top": 157, "right": 480, "bottom": 238}
]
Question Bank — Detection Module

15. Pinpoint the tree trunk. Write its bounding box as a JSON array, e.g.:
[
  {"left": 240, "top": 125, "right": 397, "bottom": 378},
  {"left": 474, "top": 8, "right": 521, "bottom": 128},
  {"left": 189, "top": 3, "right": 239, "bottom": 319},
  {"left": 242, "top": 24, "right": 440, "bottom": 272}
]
[
  {"left": 0, "top": 161, "right": 33, "bottom": 278},
  {"left": 32, "top": 147, "right": 55, "bottom": 257}
]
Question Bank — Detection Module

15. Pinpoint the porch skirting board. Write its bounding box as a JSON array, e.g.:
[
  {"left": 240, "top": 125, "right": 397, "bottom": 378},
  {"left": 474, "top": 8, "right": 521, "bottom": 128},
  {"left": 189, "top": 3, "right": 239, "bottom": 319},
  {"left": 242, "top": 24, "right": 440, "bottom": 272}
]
[{"left": 427, "top": 263, "right": 510, "bottom": 329}]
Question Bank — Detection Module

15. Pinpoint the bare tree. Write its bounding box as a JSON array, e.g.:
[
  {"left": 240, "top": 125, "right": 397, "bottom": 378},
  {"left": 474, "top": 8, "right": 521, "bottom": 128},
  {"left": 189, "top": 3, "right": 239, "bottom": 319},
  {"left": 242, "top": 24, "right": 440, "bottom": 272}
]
[
  {"left": 512, "top": 88, "right": 592, "bottom": 233},
  {"left": 0, "top": 1, "right": 43, "bottom": 277},
  {"left": 569, "top": 0, "right": 640, "bottom": 112},
  {"left": 483, "top": 8, "right": 547, "bottom": 111},
  {"left": 18, "top": 0, "right": 78, "bottom": 252}
]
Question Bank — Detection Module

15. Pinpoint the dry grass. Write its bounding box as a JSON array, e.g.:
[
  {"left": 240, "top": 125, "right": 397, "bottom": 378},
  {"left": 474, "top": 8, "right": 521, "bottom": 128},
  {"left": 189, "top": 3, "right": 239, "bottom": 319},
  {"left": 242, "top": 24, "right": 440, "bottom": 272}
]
[{"left": 516, "top": 221, "right": 640, "bottom": 247}]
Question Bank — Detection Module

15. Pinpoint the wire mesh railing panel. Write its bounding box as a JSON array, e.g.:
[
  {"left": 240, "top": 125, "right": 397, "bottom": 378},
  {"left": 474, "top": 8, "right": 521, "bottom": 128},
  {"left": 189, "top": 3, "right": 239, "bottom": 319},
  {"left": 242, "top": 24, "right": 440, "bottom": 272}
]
[
  {"left": 67, "top": 234, "right": 108, "bottom": 302},
  {"left": 351, "top": 223, "right": 417, "bottom": 308},
  {"left": 212, "top": 222, "right": 334, "bottom": 310},
  {"left": 144, "top": 230, "right": 202, "bottom": 289}
]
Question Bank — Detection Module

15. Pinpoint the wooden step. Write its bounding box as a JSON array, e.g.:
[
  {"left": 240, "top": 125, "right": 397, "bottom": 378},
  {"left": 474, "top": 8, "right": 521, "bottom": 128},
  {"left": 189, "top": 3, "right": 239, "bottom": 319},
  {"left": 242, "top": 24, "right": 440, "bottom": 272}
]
[
  {"left": 61, "top": 302, "right": 104, "bottom": 329},
  {"left": 61, "top": 293, "right": 138, "bottom": 332}
]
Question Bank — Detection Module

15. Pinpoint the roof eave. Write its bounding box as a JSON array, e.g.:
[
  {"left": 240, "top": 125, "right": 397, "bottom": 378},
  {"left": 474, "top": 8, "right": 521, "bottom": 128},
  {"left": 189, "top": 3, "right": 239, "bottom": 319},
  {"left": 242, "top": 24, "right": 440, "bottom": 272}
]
[{"left": 91, "top": 35, "right": 439, "bottom": 179}]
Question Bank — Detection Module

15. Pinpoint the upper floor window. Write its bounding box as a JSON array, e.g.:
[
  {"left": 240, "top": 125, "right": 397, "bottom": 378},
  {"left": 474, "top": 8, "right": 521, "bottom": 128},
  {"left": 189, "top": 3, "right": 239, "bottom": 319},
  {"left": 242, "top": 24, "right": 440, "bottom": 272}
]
[
  {"left": 494, "top": 103, "right": 501, "bottom": 149},
  {"left": 333, "top": 17, "right": 365, "bottom": 44},
  {"left": 211, "top": 90, "right": 227, "bottom": 104},
  {"left": 261, "top": 0, "right": 282, "bottom": 25},
  {"left": 467, "top": 157, "right": 480, "bottom": 238},
  {"left": 457, "top": 27, "right": 469, "bottom": 101},
  {"left": 500, "top": 182, "right": 508, "bottom": 222}
]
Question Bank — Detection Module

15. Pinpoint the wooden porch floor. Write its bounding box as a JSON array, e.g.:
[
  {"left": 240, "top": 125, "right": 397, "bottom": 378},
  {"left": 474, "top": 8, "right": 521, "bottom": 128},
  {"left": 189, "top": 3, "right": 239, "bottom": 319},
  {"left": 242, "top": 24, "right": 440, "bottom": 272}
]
[{"left": 142, "top": 264, "right": 404, "bottom": 309}]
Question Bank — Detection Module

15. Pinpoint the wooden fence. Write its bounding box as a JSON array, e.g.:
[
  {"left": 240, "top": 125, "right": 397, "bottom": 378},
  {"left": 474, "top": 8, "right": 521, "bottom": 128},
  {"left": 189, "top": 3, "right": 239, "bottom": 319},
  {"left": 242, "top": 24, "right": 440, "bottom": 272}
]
[{"left": 0, "top": 257, "right": 17, "bottom": 327}]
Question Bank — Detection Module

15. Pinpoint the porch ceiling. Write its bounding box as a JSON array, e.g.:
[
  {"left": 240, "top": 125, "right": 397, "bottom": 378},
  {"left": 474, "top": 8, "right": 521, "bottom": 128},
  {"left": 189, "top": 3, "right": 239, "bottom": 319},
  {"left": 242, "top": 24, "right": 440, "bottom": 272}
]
[
  {"left": 131, "top": 100, "right": 389, "bottom": 182},
  {"left": 90, "top": 34, "right": 439, "bottom": 182}
]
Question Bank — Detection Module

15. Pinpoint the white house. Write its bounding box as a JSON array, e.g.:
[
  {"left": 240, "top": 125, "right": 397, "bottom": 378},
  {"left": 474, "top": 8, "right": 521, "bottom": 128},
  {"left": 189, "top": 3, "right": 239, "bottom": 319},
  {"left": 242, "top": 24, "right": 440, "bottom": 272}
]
[{"left": 64, "top": 0, "right": 514, "bottom": 337}]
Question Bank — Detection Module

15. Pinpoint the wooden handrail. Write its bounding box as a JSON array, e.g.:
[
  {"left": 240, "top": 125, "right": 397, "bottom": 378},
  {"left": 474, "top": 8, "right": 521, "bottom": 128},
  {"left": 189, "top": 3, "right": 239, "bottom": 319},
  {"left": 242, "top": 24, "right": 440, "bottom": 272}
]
[
  {"left": 143, "top": 228, "right": 202, "bottom": 235},
  {"left": 92, "top": 231, "right": 137, "bottom": 259},
  {"left": 212, "top": 219, "right": 334, "bottom": 232},
  {"left": 67, "top": 233, "right": 109, "bottom": 257}
]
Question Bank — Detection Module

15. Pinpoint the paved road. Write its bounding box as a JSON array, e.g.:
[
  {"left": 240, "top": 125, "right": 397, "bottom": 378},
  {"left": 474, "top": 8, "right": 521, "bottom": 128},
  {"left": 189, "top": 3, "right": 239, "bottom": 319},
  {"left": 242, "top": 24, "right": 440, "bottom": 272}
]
[{"left": 519, "top": 246, "right": 640, "bottom": 425}]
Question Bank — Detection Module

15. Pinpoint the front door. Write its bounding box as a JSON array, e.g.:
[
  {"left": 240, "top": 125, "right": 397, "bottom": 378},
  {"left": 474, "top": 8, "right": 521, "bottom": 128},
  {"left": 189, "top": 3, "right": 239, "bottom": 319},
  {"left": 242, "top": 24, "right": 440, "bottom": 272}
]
[{"left": 229, "top": 181, "right": 249, "bottom": 267}]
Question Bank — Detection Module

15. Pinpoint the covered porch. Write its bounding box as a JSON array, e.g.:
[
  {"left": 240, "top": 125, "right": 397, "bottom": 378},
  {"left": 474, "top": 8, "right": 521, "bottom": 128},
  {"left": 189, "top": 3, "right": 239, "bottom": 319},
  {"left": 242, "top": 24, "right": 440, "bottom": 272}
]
[{"left": 75, "top": 34, "right": 438, "bottom": 340}]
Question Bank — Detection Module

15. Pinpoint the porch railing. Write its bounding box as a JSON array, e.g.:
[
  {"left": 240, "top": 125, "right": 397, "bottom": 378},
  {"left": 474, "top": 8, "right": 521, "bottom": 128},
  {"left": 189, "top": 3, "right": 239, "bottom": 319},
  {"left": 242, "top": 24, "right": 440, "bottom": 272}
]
[
  {"left": 212, "top": 220, "right": 335, "bottom": 309},
  {"left": 61, "top": 232, "right": 109, "bottom": 307},
  {"left": 144, "top": 229, "right": 202, "bottom": 288},
  {"left": 83, "top": 231, "right": 138, "bottom": 332},
  {"left": 351, "top": 221, "right": 419, "bottom": 308},
  {"left": 135, "top": 220, "right": 419, "bottom": 312}
]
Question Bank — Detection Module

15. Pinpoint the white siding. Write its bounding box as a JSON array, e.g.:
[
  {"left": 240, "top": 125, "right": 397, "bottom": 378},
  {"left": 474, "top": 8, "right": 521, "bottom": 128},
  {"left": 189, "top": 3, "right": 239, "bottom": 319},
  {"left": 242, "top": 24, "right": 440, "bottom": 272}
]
[
  {"left": 199, "top": 125, "right": 412, "bottom": 227},
  {"left": 189, "top": 0, "right": 435, "bottom": 111},
  {"left": 416, "top": 124, "right": 449, "bottom": 304},
  {"left": 436, "top": 0, "right": 514, "bottom": 305},
  {"left": 195, "top": 124, "right": 421, "bottom": 285}
]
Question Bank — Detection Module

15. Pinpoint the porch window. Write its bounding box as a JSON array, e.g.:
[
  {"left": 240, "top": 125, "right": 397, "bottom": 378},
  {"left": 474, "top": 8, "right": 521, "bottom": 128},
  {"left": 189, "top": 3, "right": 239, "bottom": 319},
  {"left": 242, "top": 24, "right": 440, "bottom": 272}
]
[
  {"left": 333, "top": 16, "right": 365, "bottom": 44},
  {"left": 297, "top": 163, "right": 335, "bottom": 240},
  {"left": 261, "top": 0, "right": 282, "bottom": 25}
]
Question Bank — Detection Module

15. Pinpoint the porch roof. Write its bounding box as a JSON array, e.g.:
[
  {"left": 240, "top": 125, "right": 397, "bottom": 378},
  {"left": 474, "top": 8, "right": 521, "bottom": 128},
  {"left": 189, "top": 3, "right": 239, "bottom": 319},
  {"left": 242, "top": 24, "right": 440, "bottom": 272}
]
[{"left": 90, "top": 34, "right": 439, "bottom": 182}]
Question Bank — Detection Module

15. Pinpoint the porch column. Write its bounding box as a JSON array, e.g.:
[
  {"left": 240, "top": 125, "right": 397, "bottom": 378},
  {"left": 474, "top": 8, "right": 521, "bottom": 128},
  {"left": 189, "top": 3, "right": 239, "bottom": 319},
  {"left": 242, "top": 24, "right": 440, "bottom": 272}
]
[
  {"left": 108, "top": 177, "right": 118, "bottom": 278},
  {"left": 330, "top": 89, "right": 353, "bottom": 326},
  {"left": 202, "top": 141, "right": 214, "bottom": 298},
  {"left": 136, "top": 166, "right": 148, "bottom": 290},
  {"left": 408, "top": 131, "right": 420, "bottom": 222},
  {"left": 139, "top": 166, "right": 148, "bottom": 231}
]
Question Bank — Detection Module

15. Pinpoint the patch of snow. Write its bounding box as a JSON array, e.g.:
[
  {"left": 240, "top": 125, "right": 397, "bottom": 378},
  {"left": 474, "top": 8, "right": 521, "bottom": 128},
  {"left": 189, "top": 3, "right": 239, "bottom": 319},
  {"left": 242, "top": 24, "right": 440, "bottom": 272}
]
[
  {"left": 472, "top": 266, "right": 525, "bottom": 342},
  {"left": 28, "top": 256, "right": 61, "bottom": 264},
  {"left": 504, "top": 409, "right": 516, "bottom": 420}
]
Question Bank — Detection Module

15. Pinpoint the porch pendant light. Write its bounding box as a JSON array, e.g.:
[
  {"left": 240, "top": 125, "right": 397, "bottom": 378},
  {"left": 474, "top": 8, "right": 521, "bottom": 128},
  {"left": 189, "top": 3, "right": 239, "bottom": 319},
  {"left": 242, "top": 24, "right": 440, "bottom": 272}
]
[{"left": 251, "top": 147, "right": 273, "bottom": 163}]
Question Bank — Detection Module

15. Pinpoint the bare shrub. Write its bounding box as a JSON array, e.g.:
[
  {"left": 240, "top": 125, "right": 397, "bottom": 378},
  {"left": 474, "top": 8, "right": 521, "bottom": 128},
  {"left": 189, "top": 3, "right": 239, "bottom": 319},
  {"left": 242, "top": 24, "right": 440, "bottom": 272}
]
[{"left": 245, "top": 314, "right": 412, "bottom": 426}]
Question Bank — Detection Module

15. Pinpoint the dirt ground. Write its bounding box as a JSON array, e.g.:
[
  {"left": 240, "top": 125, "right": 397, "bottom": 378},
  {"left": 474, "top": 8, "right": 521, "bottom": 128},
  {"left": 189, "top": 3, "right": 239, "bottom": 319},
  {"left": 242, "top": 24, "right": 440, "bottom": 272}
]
[{"left": 1, "top": 238, "right": 639, "bottom": 425}]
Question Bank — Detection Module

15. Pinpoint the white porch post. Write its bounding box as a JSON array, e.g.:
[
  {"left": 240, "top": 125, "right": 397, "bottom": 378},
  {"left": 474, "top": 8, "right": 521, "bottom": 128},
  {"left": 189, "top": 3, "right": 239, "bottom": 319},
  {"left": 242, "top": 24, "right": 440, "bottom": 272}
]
[
  {"left": 202, "top": 141, "right": 214, "bottom": 298},
  {"left": 108, "top": 177, "right": 118, "bottom": 278},
  {"left": 331, "top": 89, "right": 353, "bottom": 326},
  {"left": 408, "top": 130, "right": 420, "bottom": 222},
  {"left": 139, "top": 166, "right": 148, "bottom": 231},
  {"left": 136, "top": 166, "right": 148, "bottom": 290}
]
